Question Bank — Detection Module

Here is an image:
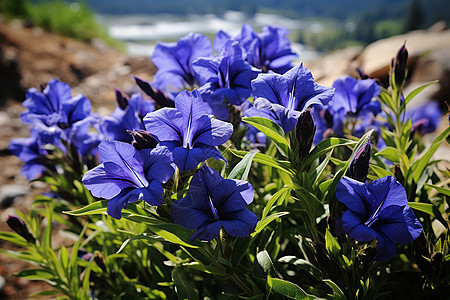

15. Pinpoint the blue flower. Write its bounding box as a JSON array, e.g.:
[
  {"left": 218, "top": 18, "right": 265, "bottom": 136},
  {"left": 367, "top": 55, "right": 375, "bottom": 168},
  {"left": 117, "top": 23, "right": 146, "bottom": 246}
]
[
  {"left": 9, "top": 129, "right": 52, "bottom": 180},
  {"left": 215, "top": 24, "right": 297, "bottom": 74},
  {"left": 20, "top": 78, "right": 91, "bottom": 127},
  {"left": 18, "top": 79, "right": 99, "bottom": 159},
  {"left": 194, "top": 41, "right": 260, "bottom": 120},
  {"left": 312, "top": 76, "right": 381, "bottom": 144},
  {"left": 100, "top": 93, "right": 154, "bottom": 143},
  {"left": 245, "top": 63, "right": 334, "bottom": 133},
  {"left": 171, "top": 166, "right": 258, "bottom": 242},
  {"left": 152, "top": 33, "right": 212, "bottom": 98},
  {"left": 82, "top": 141, "right": 175, "bottom": 219},
  {"left": 143, "top": 89, "right": 233, "bottom": 171},
  {"left": 336, "top": 176, "right": 422, "bottom": 261},
  {"left": 407, "top": 101, "right": 442, "bottom": 136},
  {"left": 243, "top": 98, "right": 300, "bottom": 134},
  {"left": 331, "top": 76, "right": 381, "bottom": 116}
]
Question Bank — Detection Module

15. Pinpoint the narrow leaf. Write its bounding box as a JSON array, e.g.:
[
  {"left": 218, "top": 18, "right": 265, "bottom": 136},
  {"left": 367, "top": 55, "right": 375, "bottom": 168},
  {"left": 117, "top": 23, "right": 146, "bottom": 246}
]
[
  {"left": 228, "top": 151, "right": 257, "bottom": 181},
  {"left": 172, "top": 268, "right": 199, "bottom": 300},
  {"left": 252, "top": 212, "right": 289, "bottom": 236},
  {"left": 243, "top": 117, "right": 291, "bottom": 157}
]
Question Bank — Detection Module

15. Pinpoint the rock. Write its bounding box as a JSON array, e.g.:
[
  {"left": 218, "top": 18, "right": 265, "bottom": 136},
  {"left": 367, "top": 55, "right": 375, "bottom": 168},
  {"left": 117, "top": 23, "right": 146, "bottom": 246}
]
[
  {"left": 358, "top": 29, "right": 450, "bottom": 81},
  {"left": 0, "top": 19, "right": 155, "bottom": 108},
  {"left": 306, "top": 46, "right": 363, "bottom": 87},
  {"left": 0, "top": 275, "right": 5, "bottom": 291},
  {"left": 0, "top": 184, "right": 29, "bottom": 208}
]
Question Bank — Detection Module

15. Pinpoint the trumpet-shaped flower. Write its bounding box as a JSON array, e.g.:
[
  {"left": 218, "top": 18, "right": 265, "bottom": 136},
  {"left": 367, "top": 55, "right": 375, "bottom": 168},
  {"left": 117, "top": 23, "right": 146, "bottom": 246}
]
[
  {"left": 215, "top": 24, "right": 297, "bottom": 74},
  {"left": 100, "top": 93, "right": 154, "bottom": 143},
  {"left": 82, "top": 141, "right": 175, "bottom": 219},
  {"left": 336, "top": 176, "right": 422, "bottom": 261},
  {"left": 143, "top": 90, "right": 233, "bottom": 171},
  {"left": 245, "top": 63, "right": 334, "bottom": 133},
  {"left": 152, "top": 33, "right": 212, "bottom": 98},
  {"left": 194, "top": 41, "right": 260, "bottom": 120},
  {"left": 171, "top": 166, "right": 258, "bottom": 242}
]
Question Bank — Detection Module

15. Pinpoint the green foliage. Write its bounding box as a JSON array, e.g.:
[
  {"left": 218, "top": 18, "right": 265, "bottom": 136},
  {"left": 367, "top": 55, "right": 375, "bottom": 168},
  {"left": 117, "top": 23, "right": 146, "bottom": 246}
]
[
  {"left": 2, "top": 43, "right": 450, "bottom": 299},
  {"left": 1, "top": 0, "right": 123, "bottom": 49}
]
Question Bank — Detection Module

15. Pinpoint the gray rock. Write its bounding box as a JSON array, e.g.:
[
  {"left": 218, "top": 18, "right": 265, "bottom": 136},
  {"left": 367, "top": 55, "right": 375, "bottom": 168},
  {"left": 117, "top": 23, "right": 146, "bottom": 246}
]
[{"left": 0, "top": 184, "right": 30, "bottom": 208}]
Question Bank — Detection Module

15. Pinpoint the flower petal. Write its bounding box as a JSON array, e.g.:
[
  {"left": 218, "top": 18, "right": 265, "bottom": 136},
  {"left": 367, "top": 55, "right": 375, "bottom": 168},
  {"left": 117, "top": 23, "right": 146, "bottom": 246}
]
[
  {"left": 190, "top": 221, "right": 222, "bottom": 242},
  {"left": 143, "top": 107, "right": 184, "bottom": 143},
  {"left": 336, "top": 176, "right": 370, "bottom": 218},
  {"left": 342, "top": 210, "right": 377, "bottom": 242},
  {"left": 221, "top": 209, "right": 258, "bottom": 238}
]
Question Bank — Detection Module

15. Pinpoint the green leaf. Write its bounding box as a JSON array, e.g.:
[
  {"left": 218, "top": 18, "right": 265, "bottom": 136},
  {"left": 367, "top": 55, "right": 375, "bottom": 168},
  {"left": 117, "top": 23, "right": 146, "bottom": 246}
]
[
  {"left": 325, "top": 228, "right": 341, "bottom": 257},
  {"left": 253, "top": 250, "right": 274, "bottom": 277},
  {"left": 29, "top": 290, "right": 60, "bottom": 298},
  {"left": 262, "top": 186, "right": 293, "bottom": 219},
  {"left": 252, "top": 212, "right": 289, "bottom": 236},
  {"left": 375, "top": 146, "right": 399, "bottom": 163},
  {"left": 230, "top": 150, "right": 293, "bottom": 175},
  {"left": 64, "top": 200, "right": 108, "bottom": 216},
  {"left": 0, "top": 231, "right": 29, "bottom": 247},
  {"left": 228, "top": 151, "right": 257, "bottom": 181},
  {"left": 308, "top": 150, "right": 333, "bottom": 187},
  {"left": 369, "top": 165, "right": 394, "bottom": 178},
  {"left": 425, "top": 183, "right": 450, "bottom": 197},
  {"left": 407, "top": 202, "right": 435, "bottom": 217},
  {"left": 411, "top": 126, "right": 450, "bottom": 183},
  {"left": 243, "top": 117, "right": 290, "bottom": 157},
  {"left": 278, "top": 256, "right": 323, "bottom": 279},
  {"left": 271, "top": 278, "right": 314, "bottom": 299},
  {"left": 404, "top": 81, "right": 438, "bottom": 106},
  {"left": 323, "top": 279, "right": 347, "bottom": 300},
  {"left": 303, "top": 138, "right": 357, "bottom": 168},
  {"left": 16, "top": 268, "right": 55, "bottom": 281},
  {"left": 172, "top": 268, "right": 199, "bottom": 300},
  {"left": 147, "top": 223, "right": 199, "bottom": 248}
]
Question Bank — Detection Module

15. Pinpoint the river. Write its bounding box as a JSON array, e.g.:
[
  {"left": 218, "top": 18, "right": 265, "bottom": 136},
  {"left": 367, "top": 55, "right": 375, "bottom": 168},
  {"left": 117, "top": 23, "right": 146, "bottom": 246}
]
[{"left": 96, "top": 11, "right": 321, "bottom": 62}]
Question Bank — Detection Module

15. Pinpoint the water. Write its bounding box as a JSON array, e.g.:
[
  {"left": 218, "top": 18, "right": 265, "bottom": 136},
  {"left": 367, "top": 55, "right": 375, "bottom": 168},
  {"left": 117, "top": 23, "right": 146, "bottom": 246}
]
[{"left": 96, "top": 11, "right": 321, "bottom": 62}]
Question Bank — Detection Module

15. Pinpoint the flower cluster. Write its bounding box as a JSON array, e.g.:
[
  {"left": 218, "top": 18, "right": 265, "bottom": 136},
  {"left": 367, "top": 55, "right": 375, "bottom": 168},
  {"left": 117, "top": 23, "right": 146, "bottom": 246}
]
[
  {"left": 9, "top": 28, "right": 446, "bottom": 298},
  {"left": 9, "top": 79, "right": 100, "bottom": 179}
]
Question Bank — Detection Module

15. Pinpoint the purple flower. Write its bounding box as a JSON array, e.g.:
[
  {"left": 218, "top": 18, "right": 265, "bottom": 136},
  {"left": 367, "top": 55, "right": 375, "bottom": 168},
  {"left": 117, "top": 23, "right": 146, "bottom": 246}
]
[
  {"left": 243, "top": 98, "right": 300, "bottom": 134},
  {"left": 17, "top": 79, "right": 100, "bottom": 160},
  {"left": 143, "top": 90, "right": 233, "bottom": 171},
  {"left": 215, "top": 24, "right": 297, "bottom": 74},
  {"left": 9, "top": 129, "right": 54, "bottom": 180},
  {"left": 245, "top": 63, "right": 334, "bottom": 133},
  {"left": 194, "top": 41, "right": 260, "bottom": 120},
  {"left": 331, "top": 76, "right": 381, "bottom": 117},
  {"left": 171, "top": 166, "right": 258, "bottom": 242},
  {"left": 82, "top": 141, "right": 175, "bottom": 219},
  {"left": 20, "top": 78, "right": 91, "bottom": 127},
  {"left": 336, "top": 176, "right": 422, "bottom": 261},
  {"left": 312, "top": 76, "right": 381, "bottom": 144},
  {"left": 100, "top": 93, "right": 154, "bottom": 143},
  {"left": 407, "top": 101, "right": 441, "bottom": 136},
  {"left": 152, "top": 33, "right": 212, "bottom": 98}
]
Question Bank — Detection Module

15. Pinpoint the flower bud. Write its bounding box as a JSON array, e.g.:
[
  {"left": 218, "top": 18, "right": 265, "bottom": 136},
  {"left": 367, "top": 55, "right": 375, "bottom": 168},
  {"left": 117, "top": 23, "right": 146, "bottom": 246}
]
[
  {"left": 391, "top": 42, "right": 408, "bottom": 88},
  {"left": 94, "top": 252, "right": 107, "bottom": 273},
  {"left": 128, "top": 130, "right": 158, "bottom": 150},
  {"left": 133, "top": 76, "right": 174, "bottom": 108},
  {"left": 6, "top": 215, "right": 35, "bottom": 243},
  {"left": 114, "top": 88, "right": 128, "bottom": 110},
  {"left": 346, "top": 141, "right": 371, "bottom": 182},
  {"left": 295, "top": 108, "right": 316, "bottom": 160}
]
